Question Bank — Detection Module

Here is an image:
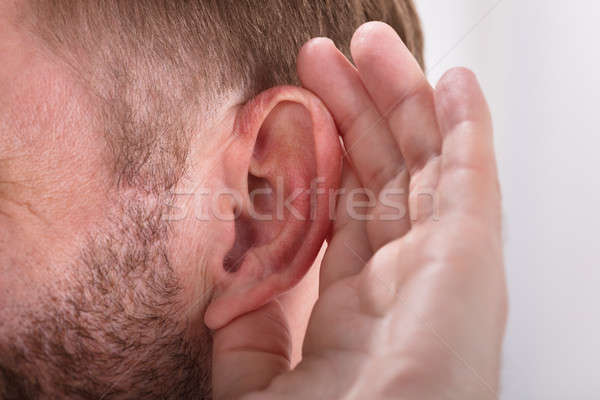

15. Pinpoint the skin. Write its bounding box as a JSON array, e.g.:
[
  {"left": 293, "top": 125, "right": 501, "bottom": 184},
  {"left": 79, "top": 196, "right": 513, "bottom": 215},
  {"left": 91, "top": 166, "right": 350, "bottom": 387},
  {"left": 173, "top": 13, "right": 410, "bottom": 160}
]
[
  {"left": 212, "top": 22, "right": 507, "bottom": 400},
  {"left": 0, "top": 0, "right": 506, "bottom": 396}
]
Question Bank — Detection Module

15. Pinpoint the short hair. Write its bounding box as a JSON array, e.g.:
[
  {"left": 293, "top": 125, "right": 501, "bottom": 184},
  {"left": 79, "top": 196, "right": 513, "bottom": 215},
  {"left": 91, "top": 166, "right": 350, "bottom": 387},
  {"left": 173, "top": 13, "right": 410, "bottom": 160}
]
[{"left": 24, "top": 0, "right": 424, "bottom": 193}]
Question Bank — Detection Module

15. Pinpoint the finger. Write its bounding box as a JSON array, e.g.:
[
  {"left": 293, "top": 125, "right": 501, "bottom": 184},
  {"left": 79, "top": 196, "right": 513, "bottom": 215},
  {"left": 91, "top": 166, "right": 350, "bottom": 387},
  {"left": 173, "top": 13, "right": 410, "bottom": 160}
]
[
  {"left": 434, "top": 68, "right": 501, "bottom": 224},
  {"left": 366, "top": 168, "right": 412, "bottom": 250},
  {"left": 320, "top": 164, "right": 372, "bottom": 293},
  {"left": 350, "top": 22, "right": 442, "bottom": 177},
  {"left": 298, "top": 37, "right": 405, "bottom": 195},
  {"left": 212, "top": 301, "right": 292, "bottom": 400},
  {"left": 298, "top": 37, "right": 412, "bottom": 249}
]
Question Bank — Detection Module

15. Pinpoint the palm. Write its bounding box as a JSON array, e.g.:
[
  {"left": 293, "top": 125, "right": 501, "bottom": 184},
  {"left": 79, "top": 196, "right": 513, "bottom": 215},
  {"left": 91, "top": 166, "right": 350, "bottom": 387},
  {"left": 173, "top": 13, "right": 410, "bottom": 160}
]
[{"left": 293, "top": 23, "right": 506, "bottom": 399}]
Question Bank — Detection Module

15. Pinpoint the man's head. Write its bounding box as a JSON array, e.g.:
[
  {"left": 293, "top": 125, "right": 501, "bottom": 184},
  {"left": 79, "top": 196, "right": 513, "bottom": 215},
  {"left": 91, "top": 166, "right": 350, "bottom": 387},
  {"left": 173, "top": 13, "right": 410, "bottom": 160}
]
[{"left": 0, "top": 1, "right": 423, "bottom": 398}]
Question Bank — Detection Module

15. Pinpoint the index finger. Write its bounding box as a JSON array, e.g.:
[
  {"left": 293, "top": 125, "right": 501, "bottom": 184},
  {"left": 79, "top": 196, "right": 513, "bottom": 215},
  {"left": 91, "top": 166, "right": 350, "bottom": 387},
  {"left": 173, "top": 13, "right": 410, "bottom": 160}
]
[
  {"left": 350, "top": 22, "right": 442, "bottom": 176},
  {"left": 297, "top": 38, "right": 405, "bottom": 195}
]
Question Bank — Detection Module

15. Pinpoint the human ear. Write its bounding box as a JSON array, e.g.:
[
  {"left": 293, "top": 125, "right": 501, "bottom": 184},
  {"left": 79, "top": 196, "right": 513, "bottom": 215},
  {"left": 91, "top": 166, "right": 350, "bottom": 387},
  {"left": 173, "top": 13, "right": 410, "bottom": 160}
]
[{"left": 204, "top": 86, "right": 342, "bottom": 330}]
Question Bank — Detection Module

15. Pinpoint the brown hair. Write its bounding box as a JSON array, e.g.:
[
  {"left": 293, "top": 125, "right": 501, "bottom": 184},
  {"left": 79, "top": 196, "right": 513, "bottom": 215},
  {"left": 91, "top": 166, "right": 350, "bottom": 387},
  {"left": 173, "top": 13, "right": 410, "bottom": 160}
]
[{"left": 25, "top": 0, "right": 424, "bottom": 193}]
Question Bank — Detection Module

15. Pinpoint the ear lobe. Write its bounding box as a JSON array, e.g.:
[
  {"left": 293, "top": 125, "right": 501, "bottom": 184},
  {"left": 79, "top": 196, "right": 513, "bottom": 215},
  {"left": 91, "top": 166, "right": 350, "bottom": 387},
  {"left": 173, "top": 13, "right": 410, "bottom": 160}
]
[{"left": 204, "top": 87, "right": 342, "bottom": 330}]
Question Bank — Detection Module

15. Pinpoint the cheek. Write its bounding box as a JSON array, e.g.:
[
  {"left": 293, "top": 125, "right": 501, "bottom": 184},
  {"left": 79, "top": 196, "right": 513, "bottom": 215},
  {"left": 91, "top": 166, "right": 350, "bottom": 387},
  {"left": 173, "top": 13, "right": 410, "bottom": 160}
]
[
  {"left": 0, "top": 213, "right": 77, "bottom": 342},
  {"left": 0, "top": 63, "right": 115, "bottom": 320},
  {"left": 0, "top": 59, "right": 112, "bottom": 220}
]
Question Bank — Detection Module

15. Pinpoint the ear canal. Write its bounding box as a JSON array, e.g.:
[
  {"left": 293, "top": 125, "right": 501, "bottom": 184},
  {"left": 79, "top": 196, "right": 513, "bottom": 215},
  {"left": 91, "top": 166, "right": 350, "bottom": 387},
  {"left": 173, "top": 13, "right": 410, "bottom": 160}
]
[
  {"left": 247, "top": 173, "right": 274, "bottom": 216},
  {"left": 223, "top": 215, "right": 255, "bottom": 273},
  {"left": 223, "top": 173, "right": 277, "bottom": 273}
]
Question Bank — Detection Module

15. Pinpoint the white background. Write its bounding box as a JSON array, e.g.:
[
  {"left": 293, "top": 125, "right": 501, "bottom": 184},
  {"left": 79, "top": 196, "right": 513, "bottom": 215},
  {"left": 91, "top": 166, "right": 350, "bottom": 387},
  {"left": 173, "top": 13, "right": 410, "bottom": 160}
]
[{"left": 416, "top": 1, "right": 600, "bottom": 399}]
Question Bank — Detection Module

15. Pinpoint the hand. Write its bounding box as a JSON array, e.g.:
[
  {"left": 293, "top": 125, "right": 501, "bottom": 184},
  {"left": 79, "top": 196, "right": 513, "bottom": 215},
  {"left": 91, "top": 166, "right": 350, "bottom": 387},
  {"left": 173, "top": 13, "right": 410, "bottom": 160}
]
[{"left": 212, "top": 22, "right": 507, "bottom": 400}]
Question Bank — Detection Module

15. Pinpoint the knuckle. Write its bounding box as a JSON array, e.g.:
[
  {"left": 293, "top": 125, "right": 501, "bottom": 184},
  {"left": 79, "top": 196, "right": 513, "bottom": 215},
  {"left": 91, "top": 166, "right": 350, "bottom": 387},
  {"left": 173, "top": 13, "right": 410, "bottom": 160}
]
[{"left": 366, "top": 163, "right": 402, "bottom": 193}]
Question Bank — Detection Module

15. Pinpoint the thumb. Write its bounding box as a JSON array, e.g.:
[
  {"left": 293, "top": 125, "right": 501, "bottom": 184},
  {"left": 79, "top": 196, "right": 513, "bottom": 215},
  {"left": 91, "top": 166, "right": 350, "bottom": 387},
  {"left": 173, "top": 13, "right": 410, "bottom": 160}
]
[{"left": 211, "top": 300, "right": 292, "bottom": 400}]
